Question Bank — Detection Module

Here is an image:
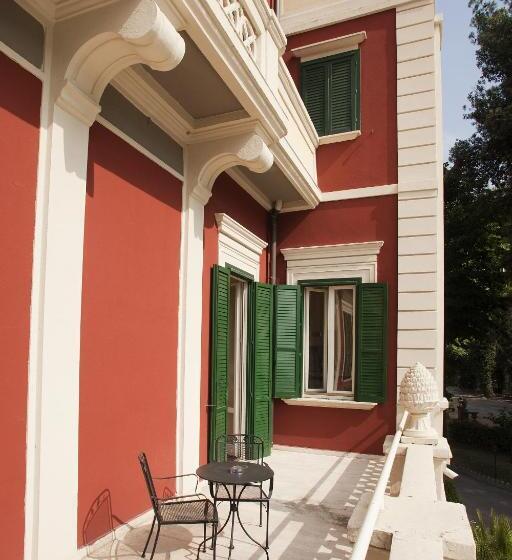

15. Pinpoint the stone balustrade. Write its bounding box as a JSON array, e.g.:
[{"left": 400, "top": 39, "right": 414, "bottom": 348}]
[
  {"left": 218, "top": 0, "right": 258, "bottom": 58},
  {"left": 348, "top": 363, "right": 476, "bottom": 560}
]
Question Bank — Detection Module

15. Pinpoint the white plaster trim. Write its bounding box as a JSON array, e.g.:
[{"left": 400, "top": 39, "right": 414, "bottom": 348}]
[
  {"left": 95, "top": 116, "right": 184, "bottom": 181},
  {"left": 0, "top": 41, "right": 45, "bottom": 80},
  {"left": 291, "top": 32, "right": 367, "bottom": 61},
  {"left": 282, "top": 241, "right": 383, "bottom": 285},
  {"left": 216, "top": 213, "right": 267, "bottom": 281},
  {"left": 280, "top": 0, "right": 417, "bottom": 35},
  {"left": 283, "top": 397, "right": 377, "bottom": 410},
  {"left": 321, "top": 184, "right": 399, "bottom": 202},
  {"left": 319, "top": 130, "right": 362, "bottom": 145}
]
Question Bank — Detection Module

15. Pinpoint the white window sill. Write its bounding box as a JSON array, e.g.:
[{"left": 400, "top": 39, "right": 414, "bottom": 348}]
[
  {"left": 319, "top": 130, "right": 361, "bottom": 145},
  {"left": 282, "top": 397, "right": 377, "bottom": 410}
]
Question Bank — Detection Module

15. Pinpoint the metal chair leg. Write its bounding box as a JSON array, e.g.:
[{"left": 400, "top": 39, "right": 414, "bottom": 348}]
[
  {"left": 265, "top": 501, "right": 270, "bottom": 550},
  {"left": 149, "top": 522, "right": 160, "bottom": 560},
  {"left": 142, "top": 516, "right": 156, "bottom": 558},
  {"left": 203, "top": 523, "right": 207, "bottom": 552},
  {"left": 212, "top": 522, "right": 218, "bottom": 560}
]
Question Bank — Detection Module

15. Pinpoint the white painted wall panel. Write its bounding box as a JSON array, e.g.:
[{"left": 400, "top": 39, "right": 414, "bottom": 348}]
[
  {"left": 398, "top": 348, "right": 437, "bottom": 368},
  {"left": 398, "top": 329, "right": 437, "bottom": 348},
  {"left": 398, "top": 108, "right": 436, "bottom": 130},
  {"left": 398, "top": 216, "right": 437, "bottom": 236},
  {"left": 396, "top": 3, "right": 435, "bottom": 28},
  {"left": 396, "top": 21, "right": 434, "bottom": 45},
  {"left": 398, "top": 162, "right": 437, "bottom": 183},
  {"left": 397, "top": 73, "right": 435, "bottom": 96},
  {"left": 398, "top": 234, "right": 437, "bottom": 255},
  {"left": 397, "top": 55, "right": 435, "bottom": 79},
  {"left": 398, "top": 196, "right": 437, "bottom": 217},
  {"left": 398, "top": 310, "right": 437, "bottom": 330},
  {"left": 398, "top": 253, "right": 437, "bottom": 273},
  {"left": 398, "top": 144, "right": 436, "bottom": 166},
  {"left": 398, "top": 272, "right": 437, "bottom": 292},
  {"left": 397, "top": 38, "right": 435, "bottom": 62},
  {"left": 399, "top": 291, "right": 437, "bottom": 311},
  {"left": 398, "top": 90, "right": 435, "bottom": 114},
  {"left": 398, "top": 126, "right": 436, "bottom": 149}
]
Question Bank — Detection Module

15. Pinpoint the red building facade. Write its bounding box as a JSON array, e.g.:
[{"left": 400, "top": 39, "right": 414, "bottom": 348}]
[{"left": 0, "top": 0, "right": 443, "bottom": 557}]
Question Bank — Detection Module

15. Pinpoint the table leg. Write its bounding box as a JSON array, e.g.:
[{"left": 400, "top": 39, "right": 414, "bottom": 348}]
[{"left": 234, "top": 486, "right": 269, "bottom": 559}]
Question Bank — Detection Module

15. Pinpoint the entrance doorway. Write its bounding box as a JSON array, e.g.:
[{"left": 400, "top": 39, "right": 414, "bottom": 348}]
[{"left": 227, "top": 276, "right": 248, "bottom": 434}]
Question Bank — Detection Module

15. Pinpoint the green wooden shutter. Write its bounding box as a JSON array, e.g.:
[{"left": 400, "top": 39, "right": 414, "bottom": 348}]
[
  {"left": 356, "top": 283, "right": 388, "bottom": 403},
  {"left": 273, "top": 285, "right": 301, "bottom": 398},
  {"left": 209, "top": 265, "right": 230, "bottom": 461},
  {"left": 249, "top": 282, "right": 273, "bottom": 456},
  {"left": 330, "top": 52, "right": 359, "bottom": 133},
  {"left": 301, "top": 63, "right": 327, "bottom": 136}
]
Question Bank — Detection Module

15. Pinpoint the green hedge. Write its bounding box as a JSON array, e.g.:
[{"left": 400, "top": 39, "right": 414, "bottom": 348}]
[{"left": 448, "top": 420, "right": 512, "bottom": 454}]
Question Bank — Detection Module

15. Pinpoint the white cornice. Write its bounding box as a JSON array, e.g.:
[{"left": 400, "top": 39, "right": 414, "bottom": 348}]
[
  {"left": 282, "top": 241, "right": 384, "bottom": 262},
  {"left": 321, "top": 184, "right": 398, "bottom": 201},
  {"left": 291, "top": 31, "right": 367, "bottom": 62},
  {"left": 280, "top": 0, "right": 420, "bottom": 36},
  {"left": 216, "top": 213, "right": 268, "bottom": 253}
]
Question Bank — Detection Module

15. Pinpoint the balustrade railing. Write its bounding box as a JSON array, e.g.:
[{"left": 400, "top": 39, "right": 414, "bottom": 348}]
[{"left": 218, "top": 0, "right": 257, "bottom": 58}]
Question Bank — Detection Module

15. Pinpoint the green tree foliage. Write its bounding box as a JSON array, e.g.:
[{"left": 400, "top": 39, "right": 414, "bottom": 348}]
[{"left": 445, "top": 1, "right": 512, "bottom": 395}]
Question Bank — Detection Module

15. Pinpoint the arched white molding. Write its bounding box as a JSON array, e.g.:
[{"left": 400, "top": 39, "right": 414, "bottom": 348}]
[
  {"left": 55, "top": 0, "right": 185, "bottom": 125},
  {"left": 176, "top": 131, "right": 273, "bottom": 487},
  {"left": 186, "top": 131, "right": 274, "bottom": 204}
]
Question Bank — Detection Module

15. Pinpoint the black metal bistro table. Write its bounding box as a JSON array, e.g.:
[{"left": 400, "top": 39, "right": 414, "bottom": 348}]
[{"left": 196, "top": 461, "right": 274, "bottom": 559}]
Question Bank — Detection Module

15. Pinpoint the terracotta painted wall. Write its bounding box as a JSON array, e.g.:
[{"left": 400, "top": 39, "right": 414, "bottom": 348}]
[
  {"left": 199, "top": 173, "right": 270, "bottom": 464},
  {"left": 0, "top": 53, "right": 41, "bottom": 560},
  {"left": 78, "top": 124, "right": 182, "bottom": 546},
  {"left": 274, "top": 195, "right": 397, "bottom": 455},
  {"left": 285, "top": 10, "right": 398, "bottom": 191}
]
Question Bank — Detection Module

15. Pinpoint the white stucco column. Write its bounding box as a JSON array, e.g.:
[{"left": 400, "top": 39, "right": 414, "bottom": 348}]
[
  {"left": 24, "top": 3, "right": 184, "bottom": 560},
  {"left": 176, "top": 132, "right": 273, "bottom": 484}
]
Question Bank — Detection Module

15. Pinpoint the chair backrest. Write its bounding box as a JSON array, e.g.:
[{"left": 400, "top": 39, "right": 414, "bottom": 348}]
[
  {"left": 215, "top": 434, "right": 264, "bottom": 464},
  {"left": 138, "top": 452, "right": 158, "bottom": 514}
]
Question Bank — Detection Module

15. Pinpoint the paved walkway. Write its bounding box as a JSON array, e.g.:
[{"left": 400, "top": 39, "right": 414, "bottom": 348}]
[
  {"left": 453, "top": 471, "right": 512, "bottom": 522},
  {"left": 85, "top": 447, "right": 383, "bottom": 560}
]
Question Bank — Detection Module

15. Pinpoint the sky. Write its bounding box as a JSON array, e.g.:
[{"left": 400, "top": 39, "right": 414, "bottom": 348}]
[{"left": 436, "top": 0, "right": 481, "bottom": 160}]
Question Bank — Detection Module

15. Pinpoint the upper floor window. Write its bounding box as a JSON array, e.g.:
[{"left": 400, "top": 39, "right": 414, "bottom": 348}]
[{"left": 301, "top": 50, "right": 360, "bottom": 137}]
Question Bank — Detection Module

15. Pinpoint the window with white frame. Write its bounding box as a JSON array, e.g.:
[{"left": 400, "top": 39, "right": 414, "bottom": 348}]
[{"left": 304, "top": 285, "right": 356, "bottom": 396}]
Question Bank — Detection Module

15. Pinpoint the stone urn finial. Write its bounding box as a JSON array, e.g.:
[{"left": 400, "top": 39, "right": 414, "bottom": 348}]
[{"left": 399, "top": 362, "right": 440, "bottom": 444}]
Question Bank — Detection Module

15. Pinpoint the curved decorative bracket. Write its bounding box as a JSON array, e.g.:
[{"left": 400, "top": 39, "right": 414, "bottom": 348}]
[
  {"left": 186, "top": 131, "right": 274, "bottom": 205},
  {"left": 55, "top": 0, "right": 185, "bottom": 125}
]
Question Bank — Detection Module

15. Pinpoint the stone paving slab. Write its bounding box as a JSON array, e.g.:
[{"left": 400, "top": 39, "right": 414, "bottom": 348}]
[{"left": 84, "top": 447, "right": 383, "bottom": 560}]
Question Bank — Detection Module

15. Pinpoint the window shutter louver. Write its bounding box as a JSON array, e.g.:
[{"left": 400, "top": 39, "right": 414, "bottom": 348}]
[
  {"left": 356, "top": 283, "right": 388, "bottom": 403},
  {"left": 250, "top": 283, "right": 273, "bottom": 456},
  {"left": 301, "top": 63, "right": 327, "bottom": 136},
  {"left": 209, "top": 265, "right": 230, "bottom": 461},
  {"left": 330, "top": 57, "right": 354, "bottom": 133},
  {"left": 273, "top": 285, "right": 301, "bottom": 398}
]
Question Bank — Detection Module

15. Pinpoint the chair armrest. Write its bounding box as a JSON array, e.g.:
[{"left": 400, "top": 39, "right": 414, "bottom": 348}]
[{"left": 153, "top": 473, "right": 199, "bottom": 493}]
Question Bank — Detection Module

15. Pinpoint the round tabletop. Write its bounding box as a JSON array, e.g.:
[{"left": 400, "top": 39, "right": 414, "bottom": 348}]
[{"left": 197, "top": 461, "right": 274, "bottom": 486}]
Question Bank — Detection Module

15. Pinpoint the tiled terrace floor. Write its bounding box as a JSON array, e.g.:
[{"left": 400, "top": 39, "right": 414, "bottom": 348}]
[{"left": 86, "top": 446, "right": 384, "bottom": 560}]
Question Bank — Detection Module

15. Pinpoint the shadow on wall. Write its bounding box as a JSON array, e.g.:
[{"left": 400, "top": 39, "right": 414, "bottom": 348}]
[{"left": 82, "top": 488, "right": 194, "bottom": 559}]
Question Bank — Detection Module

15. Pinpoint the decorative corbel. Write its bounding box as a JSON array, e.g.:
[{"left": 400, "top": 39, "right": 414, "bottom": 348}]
[
  {"left": 185, "top": 131, "right": 274, "bottom": 205},
  {"left": 55, "top": 0, "right": 185, "bottom": 126}
]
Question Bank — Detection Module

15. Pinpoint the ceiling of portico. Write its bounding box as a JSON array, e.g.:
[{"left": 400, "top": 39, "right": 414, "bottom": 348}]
[
  {"left": 242, "top": 163, "right": 302, "bottom": 203},
  {"left": 146, "top": 32, "right": 243, "bottom": 119}
]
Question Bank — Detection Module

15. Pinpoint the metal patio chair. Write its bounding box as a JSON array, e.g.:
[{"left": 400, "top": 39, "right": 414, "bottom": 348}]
[
  {"left": 212, "top": 434, "right": 273, "bottom": 549},
  {"left": 138, "top": 452, "right": 218, "bottom": 560}
]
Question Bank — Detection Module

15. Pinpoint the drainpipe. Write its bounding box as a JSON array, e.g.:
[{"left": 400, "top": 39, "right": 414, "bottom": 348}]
[{"left": 270, "top": 200, "right": 282, "bottom": 285}]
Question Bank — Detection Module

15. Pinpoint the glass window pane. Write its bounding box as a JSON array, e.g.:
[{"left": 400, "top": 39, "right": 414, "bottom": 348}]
[
  {"left": 334, "top": 289, "right": 354, "bottom": 392},
  {"left": 307, "top": 290, "right": 326, "bottom": 390}
]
